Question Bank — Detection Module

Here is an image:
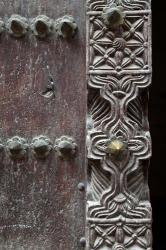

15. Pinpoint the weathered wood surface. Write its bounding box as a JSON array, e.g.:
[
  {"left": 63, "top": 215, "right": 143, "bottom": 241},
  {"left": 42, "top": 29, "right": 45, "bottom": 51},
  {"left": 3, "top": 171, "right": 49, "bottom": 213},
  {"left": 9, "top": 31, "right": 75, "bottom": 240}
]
[{"left": 0, "top": 1, "right": 86, "bottom": 249}]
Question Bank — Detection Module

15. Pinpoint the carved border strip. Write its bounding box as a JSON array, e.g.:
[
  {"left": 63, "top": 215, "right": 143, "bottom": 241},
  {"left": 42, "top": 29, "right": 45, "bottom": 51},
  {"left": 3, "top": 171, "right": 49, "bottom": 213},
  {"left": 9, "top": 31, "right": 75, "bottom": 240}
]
[{"left": 86, "top": 0, "right": 152, "bottom": 249}]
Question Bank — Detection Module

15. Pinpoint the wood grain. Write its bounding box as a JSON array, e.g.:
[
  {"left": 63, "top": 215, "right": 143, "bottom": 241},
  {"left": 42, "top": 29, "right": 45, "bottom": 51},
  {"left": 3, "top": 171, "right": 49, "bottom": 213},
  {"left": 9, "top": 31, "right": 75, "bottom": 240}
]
[{"left": 0, "top": 1, "right": 86, "bottom": 249}]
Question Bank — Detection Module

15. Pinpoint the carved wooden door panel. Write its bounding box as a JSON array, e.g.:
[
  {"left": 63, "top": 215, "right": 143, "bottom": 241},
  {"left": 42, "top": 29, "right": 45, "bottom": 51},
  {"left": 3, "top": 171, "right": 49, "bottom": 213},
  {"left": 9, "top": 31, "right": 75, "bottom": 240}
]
[
  {"left": 0, "top": 1, "right": 86, "bottom": 249},
  {"left": 86, "top": 0, "right": 152, "bottom": 250}
]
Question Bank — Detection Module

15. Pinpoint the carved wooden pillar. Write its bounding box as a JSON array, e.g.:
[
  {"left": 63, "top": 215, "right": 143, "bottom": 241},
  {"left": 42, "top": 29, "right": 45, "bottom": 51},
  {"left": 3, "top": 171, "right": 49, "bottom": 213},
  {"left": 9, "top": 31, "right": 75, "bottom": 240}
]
[{"left": 86, "top": 0, "right": 152, "bottom": 249}]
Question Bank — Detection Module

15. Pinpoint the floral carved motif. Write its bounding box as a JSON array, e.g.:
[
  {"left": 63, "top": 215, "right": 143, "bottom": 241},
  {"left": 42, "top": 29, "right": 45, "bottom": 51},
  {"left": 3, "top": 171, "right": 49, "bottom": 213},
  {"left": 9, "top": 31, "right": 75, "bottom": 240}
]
[{"left": 86, "top": 0, "right": 152, "bottom": 249}]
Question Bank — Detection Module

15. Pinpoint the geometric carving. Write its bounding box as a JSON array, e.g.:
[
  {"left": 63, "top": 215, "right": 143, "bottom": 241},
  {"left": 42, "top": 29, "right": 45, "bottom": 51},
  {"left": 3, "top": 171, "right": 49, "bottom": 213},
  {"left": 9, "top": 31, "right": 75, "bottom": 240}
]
[{"left": 86, "top": 0, "right": 152, "bottom": 249}]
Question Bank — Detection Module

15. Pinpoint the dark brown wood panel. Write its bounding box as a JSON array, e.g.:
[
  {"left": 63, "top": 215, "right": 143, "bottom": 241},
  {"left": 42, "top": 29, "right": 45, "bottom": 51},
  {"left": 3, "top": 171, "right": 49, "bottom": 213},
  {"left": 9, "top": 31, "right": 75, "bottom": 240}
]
[{"left": 0, "top": 1, "right": 86, "bottom": 249}]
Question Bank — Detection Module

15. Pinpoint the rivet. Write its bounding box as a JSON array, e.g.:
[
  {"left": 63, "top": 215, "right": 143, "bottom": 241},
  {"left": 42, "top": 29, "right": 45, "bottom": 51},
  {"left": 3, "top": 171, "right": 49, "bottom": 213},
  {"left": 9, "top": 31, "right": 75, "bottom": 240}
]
[
  {"left": 80, "top": 237, "right": 86, "bottom": 247},
  {"left": 78, "top": 182, "right": 85, "bottom": 191}
]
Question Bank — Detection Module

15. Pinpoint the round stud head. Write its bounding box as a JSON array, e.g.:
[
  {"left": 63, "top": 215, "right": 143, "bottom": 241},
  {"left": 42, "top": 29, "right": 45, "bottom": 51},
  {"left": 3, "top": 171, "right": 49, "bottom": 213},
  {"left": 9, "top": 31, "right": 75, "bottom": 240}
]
[
  {"left": 106, "top": 139, "right": 127, "bottom": 161},
  {"left": 7, "top": 15, "right": 28, "bottom": 38},
  {"left": 78, "top": 182, "right": 85, "bottom": 191},
  {"left": 102, "top": 5, "right": 125, "bottom": 29},
  {"left": 80, "top": 237, "right": 86, "bottom": 247},
  {"left": 6, "top": 136, "right": 28, "bottom": 159},
  {"left": 54, "top": 136, "right": 77, "bottom": 159},
  {"left": 31, "top": 136, "right": 52, "bottom": 159},
  {"left": 55, "top": 15, "right": 78, "bottom": 38},
  {"left": 30, "top": 15, "right": 53, "bottom": 38}
]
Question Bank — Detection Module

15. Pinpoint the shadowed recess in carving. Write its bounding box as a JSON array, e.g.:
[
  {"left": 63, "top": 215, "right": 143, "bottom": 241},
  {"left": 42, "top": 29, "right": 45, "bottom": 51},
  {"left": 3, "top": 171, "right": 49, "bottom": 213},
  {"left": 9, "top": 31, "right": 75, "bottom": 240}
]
[
  {"left": 127, "top": 89, "right": 149, "bottom": 131},
  {"left": 40, "top": 73, "right": 56, "bottom": 99},
  {"left": 87, "top": 161, "right": 111, "bottom": 201},
  {"left": 88, "top": 90, "right": 111, "bottom": 130},
  {"left": 127, "top": 159, "right": 150, "bottom": 201}
]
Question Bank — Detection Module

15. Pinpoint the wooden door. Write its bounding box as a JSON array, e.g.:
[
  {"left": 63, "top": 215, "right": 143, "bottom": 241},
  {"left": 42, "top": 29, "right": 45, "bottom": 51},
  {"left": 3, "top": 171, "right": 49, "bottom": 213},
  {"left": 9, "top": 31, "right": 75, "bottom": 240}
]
[
  {"left": 0, "top": 0, "right": 152, "bottom": 250},
  {"left": 0, "top": 1, "right": 86, "bottom": 249}
]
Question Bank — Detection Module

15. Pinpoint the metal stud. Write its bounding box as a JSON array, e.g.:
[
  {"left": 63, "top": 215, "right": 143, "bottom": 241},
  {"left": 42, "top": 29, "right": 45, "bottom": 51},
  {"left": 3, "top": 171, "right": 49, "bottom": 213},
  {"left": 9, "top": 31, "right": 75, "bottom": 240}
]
[
  {"left": 6, "top": 136, "right": 28, "bottom": 159},
  {"left": 30, "top": 15, "right": 53, "bottom": 38},
  {"left": 54, "top": 136, "right": 77, "bottom": 159},
  {"left": 106, "top": 138, "right": 127, "bottom": 161},
  {"left": 7, "top": 15, "right": 28, "bottom": 38},
  {"left": 80, "top": 237, "right": 86, "bottom": 247},
  {"left": 31, "top": 135, "right": 52, "bottom": 159},
  {"left": 78, "top": 182, "right": 85, "bottom": 191},
  {"left": 102, "top": 4, "right": 125, "bottom": 29},
  {"left": 55, "top": 15, "right": 78, "bottom": 38}
]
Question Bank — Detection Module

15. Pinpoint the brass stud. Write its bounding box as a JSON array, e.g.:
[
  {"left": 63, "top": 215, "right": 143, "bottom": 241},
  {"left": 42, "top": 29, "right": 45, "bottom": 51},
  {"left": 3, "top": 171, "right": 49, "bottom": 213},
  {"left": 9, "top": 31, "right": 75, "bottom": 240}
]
[{"left": 106, "top": 139, "right": 127, "bottom": 160}]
